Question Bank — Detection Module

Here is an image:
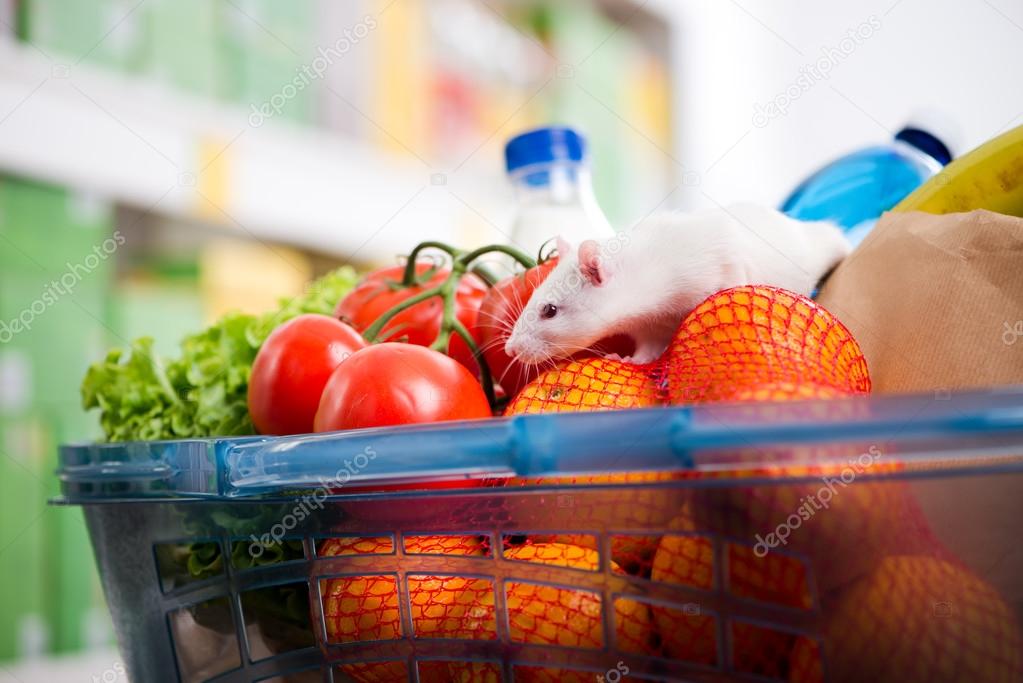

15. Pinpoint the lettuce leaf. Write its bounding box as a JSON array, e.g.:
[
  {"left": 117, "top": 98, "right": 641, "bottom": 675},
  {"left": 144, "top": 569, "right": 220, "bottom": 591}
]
[{"left": 82, "top": 266, "right": 358, "bottom": 442}]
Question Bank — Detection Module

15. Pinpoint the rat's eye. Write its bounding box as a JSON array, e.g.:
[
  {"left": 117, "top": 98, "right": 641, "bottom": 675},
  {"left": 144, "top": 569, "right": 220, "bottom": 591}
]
[{"left": 541, "top": 303, "right": 558, "bottom": 319}]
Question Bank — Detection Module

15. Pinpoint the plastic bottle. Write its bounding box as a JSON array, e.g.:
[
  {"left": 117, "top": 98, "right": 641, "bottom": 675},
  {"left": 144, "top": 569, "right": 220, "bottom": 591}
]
[
  {"left": 781, "top": 125, "right": 954, "bottom": 246},
  {"left": 504, "top": 126, "right": 614, "bottom": 258}
]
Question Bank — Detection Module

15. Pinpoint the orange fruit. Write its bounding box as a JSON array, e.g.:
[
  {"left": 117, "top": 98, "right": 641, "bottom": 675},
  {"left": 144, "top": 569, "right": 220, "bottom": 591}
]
[
  {"left": 502, "top": 543, "right": 653, "bottom": 654},
  {"left": 506, "top": 357, "right": 662, "bottom": 413},
  {"left": 504, "top": 470, "right": 687, "bottom": 576},
  {"left": 727, "top": 542, "right": 812, "bottom": 610},
  {"left": 342, "top": 661, "right": 486, "bottom": 683},
  {"left": 400, "top": 534, "right": 489, "bottom": 556},
  {"left": 511, "top": 666, "right": 601, "bottom": 683},
  {"left": 649, "top": 536, "right": 799, "bottom": 672},
  {"left": 319, "top": 535, "right": 488, "bottom": 682},
  {"left": 665, "top": 285, "right": 870, "bottom": 404},
  {"left": 648, "top": 509, "right": 813, "bottom": 672},
  {"left": 789, "top": 636, "right": 825, "bottom": 683},
  {"left": 333, "top": 661, "right": 409, "bottom": 682},
  {"left": 648, "top": 511, "right": 717, "bottom": 664},
  {"left": 722, "top": 381, "right": 848, "bottom": 402},
  {"left": 418, "top": 660, "right": 500, "bottom": 682},
  {"left": 688, "top": 454, "right": 927, "bottom": 591},
  {"left": 318, "top": 536, "right": 394, "bottom": 556},
  {"left": 504, "top": 357, "right": 674, "bottom": 574},
  {"left": 729, "top": 621, "right": 796, "bottom": 679},
  {"left": 321, "top": 574, "right": 402, "bottom": 644},
  {"left": 810, "top": 555, "right": 1023, "bottom": 683},
  {"left": 429, "top": 542, "right": 653, "bottom": 681},
  {"left": 525, "top": 531, "right": 661, "bottom": 576},
  {"left": 398, "top": 542, "right": 658, "bottom": 680}
]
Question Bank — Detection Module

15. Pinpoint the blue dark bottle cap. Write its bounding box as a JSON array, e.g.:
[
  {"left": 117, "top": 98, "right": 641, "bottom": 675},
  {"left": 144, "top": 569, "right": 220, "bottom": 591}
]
[
  {"left": 895, "top": 127, "right": 953, "bottom": 166},
  {"left": 505, "top": 126, "right": 587, "bottom": 173}
]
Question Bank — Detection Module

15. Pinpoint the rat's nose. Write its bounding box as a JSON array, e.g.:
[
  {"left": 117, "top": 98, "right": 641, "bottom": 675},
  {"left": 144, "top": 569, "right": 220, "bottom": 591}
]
[{"left": 504, "top": 335, "right": 520, "bottom": 359}]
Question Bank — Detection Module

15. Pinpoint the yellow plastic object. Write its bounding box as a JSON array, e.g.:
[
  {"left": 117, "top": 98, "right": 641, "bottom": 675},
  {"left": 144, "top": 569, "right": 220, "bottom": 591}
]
[{"left": 894, "top": 124, "right": 1023, "bottom": 217}]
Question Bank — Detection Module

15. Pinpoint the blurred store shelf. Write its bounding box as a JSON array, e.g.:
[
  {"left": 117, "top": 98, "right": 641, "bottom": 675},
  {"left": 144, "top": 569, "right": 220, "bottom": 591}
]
[{"left": 0, "top": 39, "right": 506, "bottom": 263}]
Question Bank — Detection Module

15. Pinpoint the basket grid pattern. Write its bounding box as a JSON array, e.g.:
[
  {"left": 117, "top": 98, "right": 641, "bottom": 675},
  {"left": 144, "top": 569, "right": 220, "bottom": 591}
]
[{"left": 157, "top": 526, "right": 833, "bottom": 682}]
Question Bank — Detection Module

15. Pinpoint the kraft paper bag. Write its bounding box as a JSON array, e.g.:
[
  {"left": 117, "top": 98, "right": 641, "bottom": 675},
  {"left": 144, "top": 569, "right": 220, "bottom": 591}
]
[{"left": 817, "top": 210, "right": 1023, "bottom": 394}]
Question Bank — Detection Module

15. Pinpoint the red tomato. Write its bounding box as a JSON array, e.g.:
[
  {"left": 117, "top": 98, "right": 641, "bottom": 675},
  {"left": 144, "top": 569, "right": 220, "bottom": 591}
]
[
  {"left": 474, "top": 259, "right": 637, "bottom": 397},
  {"left": 313, "top": 343, "right": 492, "bottom": 432},
  {"left": 335, "top": 263, "right": 487, "bottom": 373},
  {"left": 248, "top": 314, "right": 367, "bottom": 435}
]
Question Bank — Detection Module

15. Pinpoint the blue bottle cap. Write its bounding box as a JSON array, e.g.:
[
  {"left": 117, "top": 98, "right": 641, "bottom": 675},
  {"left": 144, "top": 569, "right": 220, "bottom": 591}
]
[
  {"left": 505, "top": 126, "right": 587, "bottom": 173},
  {"left": 895, "top": 127, "right": 953, "bottom": 166}
]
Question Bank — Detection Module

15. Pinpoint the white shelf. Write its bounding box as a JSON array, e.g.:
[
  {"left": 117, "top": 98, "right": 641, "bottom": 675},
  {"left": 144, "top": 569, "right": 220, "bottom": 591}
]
[{"left": 0, "top": 40, "right": 507, "bottom": 262}]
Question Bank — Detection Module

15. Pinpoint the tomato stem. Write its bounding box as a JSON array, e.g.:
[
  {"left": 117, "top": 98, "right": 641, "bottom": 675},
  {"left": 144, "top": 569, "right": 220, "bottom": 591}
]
[
  {"left": 452, "top": 319, "right": 495, "bottom": 406},
  {"left": 469, "top": 263, "right": 500, "bottom": 287},
  {"left": 538, "top": 237, "right": 558, "bottom": 264},
  {"left": 429, "top": 274, "right": 458, "bottom": 355},
  {"left": 458, "top": 244, "right": 536, "bottom": 271},
  {"left": 362, "top": 284, "right": 444, "bottom": 343},
  {"left": 363, "top": 241, "right": 539, "bottom": 410},
  {"left": 401, "top": 241, "right": 461, "bottom": 286}
]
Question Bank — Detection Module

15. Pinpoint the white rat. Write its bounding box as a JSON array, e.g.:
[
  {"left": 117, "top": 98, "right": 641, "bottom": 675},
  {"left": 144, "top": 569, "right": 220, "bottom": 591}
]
[{"left": 504, "top": 203, "right": 851, "bottom": 365}]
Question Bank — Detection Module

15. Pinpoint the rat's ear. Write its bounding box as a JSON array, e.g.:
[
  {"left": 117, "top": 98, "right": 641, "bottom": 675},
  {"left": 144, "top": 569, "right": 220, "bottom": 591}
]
[
  {"left": 555, "top": 235, "right": 572, "bottom": 260},
  {"left": 577, "top": 239, "right": 606, "bottom": 286}
]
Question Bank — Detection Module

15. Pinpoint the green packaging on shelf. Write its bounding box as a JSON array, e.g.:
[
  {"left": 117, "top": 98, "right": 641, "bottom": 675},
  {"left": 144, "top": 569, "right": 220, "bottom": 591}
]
[
  {"left": 17, "top": 0, "right": 148, "bottom": 73},
  {"left": 0, "top": 179, "right": 115, "bottom": 412},
  {"left": 0, "top": 413, "right": 51, "bottom": 661},
  {"left": 216, "top": 0, "right": 316, "bottom": 125},
  {"left": 0, "top": 176, "right": 114, "bottom": 660},
  {"left": 142, "top": 0, "right": 219, "bottom": 97},
  {"left": 0, "top": 178, "right": 116, "bottom": 274}
]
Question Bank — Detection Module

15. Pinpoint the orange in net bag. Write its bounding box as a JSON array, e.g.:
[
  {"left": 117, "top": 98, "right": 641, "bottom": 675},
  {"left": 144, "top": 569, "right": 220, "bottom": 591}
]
[
  {"left": 319, "top": 535, "right": 491, "bottom": 683},
  {"left": 505, "top": 284, "right": 869, "bottom": 412},
  {"left": 503, "top": 357, "right": 679, "bottom": 575},
  {"left": 664, "top": 285, "right": 870, "bottom": 403},
  {"left": 648, "top": 507, "right": 811, "bottom": 673},
  {"left": 505, "top": 356, "right": 662, "bottom": 414},
  {"left": 792, "top": 555, "right": 1023, "bottom": 683}
]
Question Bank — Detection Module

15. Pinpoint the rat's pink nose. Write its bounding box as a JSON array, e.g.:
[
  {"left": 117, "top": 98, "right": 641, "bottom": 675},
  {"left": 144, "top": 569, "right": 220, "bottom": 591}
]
[{"left": 504, "top": 336, "right": 520, "bottom": 359}]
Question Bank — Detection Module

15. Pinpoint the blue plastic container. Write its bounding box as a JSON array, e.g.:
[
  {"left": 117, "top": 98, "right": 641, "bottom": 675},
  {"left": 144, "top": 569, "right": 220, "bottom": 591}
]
[
  {"left": 781, "top": 127, "right": 952, "bottom": 246},
  {"left": 56, "top": 389, "right": 1023, "bottom": 682}
]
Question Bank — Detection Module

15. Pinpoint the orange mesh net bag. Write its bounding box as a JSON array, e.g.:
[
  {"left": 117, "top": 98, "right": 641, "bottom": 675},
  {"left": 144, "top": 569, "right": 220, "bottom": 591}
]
[
  {"left": 313, "top": 287, "right": 1023, "bottom": 682},
  {"left": 663, "top": 285, "right": 870, "bottom": 403},
  {"left": 791, "top": 556, "right": 1023, "bottom": 683},
  {"left": 505, "top": 285, "right": 870, "bottom": 416}
]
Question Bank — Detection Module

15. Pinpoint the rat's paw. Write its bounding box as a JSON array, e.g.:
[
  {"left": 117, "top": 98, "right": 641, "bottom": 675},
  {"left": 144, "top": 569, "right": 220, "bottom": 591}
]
[
  {"left": 629, "top": 350, "right": 664, "bottom": 364},
  {"left": 602, "top": 352, "right": 633, "bottom": 362}
]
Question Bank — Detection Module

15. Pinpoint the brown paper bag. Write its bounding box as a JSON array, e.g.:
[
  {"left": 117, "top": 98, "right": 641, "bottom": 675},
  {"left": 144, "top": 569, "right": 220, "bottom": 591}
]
[{"left": 817, "top": 210, "right": 1023, "bottom": 394}]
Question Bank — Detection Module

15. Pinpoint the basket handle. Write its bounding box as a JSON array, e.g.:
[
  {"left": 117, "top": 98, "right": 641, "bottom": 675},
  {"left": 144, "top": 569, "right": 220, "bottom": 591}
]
[{"left": 220, "top": 411, "right": 695, "bottom": 497}]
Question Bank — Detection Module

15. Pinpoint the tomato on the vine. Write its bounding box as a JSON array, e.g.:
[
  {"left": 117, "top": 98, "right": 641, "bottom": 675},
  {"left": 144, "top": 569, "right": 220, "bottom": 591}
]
[
  {"left": 248, "top": 314, "right": 367, "bottom": 435},
  {"left": 313, "top": 343, "right": 492, "bottom": 432},
  {"left": 335, "top": 263, "right": 486, "bottom": 373}
]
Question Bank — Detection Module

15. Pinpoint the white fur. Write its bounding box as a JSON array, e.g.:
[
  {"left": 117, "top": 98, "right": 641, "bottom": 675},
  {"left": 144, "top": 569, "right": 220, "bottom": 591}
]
[{"left": 505, "top": 203, "right": 851, "bottom": 364}]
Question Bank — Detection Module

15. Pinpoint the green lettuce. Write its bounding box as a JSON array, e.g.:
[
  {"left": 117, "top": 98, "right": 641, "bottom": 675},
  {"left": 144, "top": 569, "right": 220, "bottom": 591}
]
[{"left": 81, "top": 267, "right": 358, "bottom": 442}]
